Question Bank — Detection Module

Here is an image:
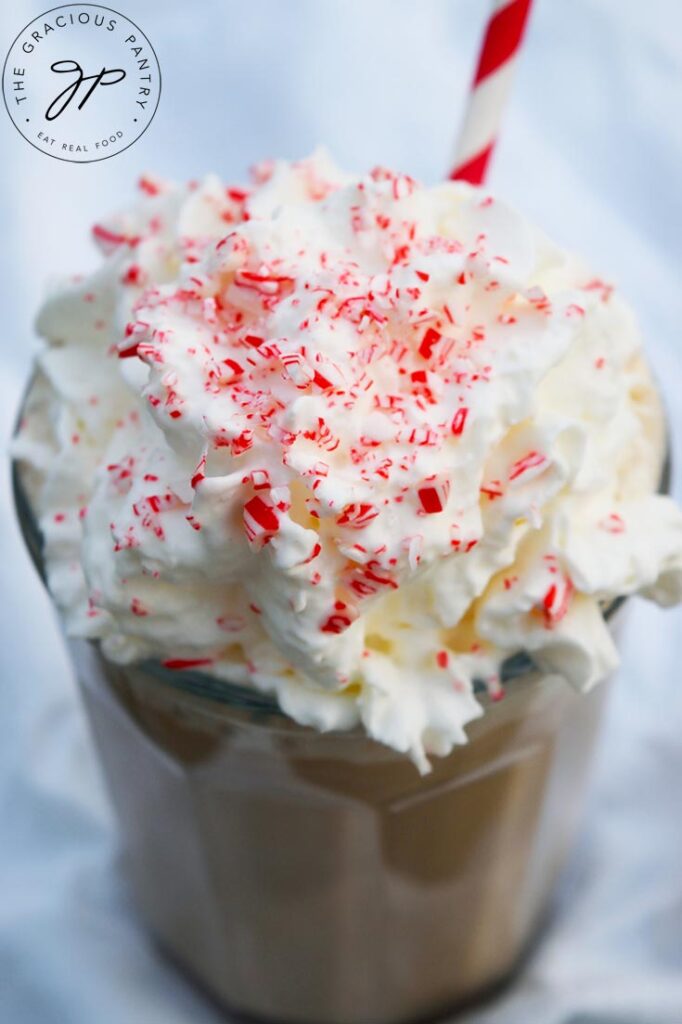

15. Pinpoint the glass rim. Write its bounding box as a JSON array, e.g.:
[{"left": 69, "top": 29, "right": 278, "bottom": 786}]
[{"left": 12, "top": 414, "right": 670, "bottom": 719}]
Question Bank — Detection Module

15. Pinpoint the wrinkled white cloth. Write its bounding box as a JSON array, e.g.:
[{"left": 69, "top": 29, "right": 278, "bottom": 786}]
[{"left": 1, "top": 1, "right": 681, "bottom": 1022}]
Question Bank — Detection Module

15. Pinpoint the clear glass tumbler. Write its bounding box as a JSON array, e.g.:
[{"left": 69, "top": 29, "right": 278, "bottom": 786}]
[{"left": 14, "top": 462, "right": 615, "bottom": 1024}]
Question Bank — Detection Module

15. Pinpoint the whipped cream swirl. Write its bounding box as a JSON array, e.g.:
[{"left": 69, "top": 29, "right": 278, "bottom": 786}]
[{"left": 16, "top": 152, "right": 682, "bottom": 769}]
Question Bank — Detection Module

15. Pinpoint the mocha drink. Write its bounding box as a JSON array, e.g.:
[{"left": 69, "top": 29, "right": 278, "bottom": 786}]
[{"left": 14, "top": 154, "right": 681, "bottom": 1022}]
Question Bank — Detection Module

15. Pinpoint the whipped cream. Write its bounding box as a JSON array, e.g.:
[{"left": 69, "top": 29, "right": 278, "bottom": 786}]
[{"left": 16, "top": 152, "right": 682, "bottom": 770}]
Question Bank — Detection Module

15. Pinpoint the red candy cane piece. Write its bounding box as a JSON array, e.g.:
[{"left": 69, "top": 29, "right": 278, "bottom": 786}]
[
  {"left": 281, "top": 351, "right": 314, "bottom": 389},
  {"left": 417, "top": 479, "right": 451, "bottom": 514},
  {"left": 320, "top": 601, "right": 357, "bottom": 634},
  {"left": 222, "top": 357, "right": 244, "bottom": 380},
  {"left": 191, "top": 455, "right": 206, "bottom": 489},
  {"left": 451, "top": 407, "right": 469, "bottom": 436},
  {"left": 599, "top": 513, "right": 626, "bottom": 534},
  {"left": 336, "top": 503, "right": 380, "bottom": 528},
  {"left": 542, "top": 575, "right": 574, "bottom": 628},
  {"left": 92, "top": 223, "right": 140, "bottom": 251},
  {"left": 298, "top": 542, "right": 322, "bottom": 567},
  {"left": 138, "top": 175, "right": 162, "bottom": 196},
  {"left": 234, "top": 270, "right": 295, "bottom": 296},
  {"left": 117, "top": 320, "right": 148, "bottom": 359},
  {"left": 418, "top": 327, "right": 442, "bottom": 360},
  {"left": 508, "top": 450, "right": 546, "bottom": 482},
  {"left": 243, "top": 495, "right": 281, "bottom": 548},
  {"left": 229, "top": 430, "right": 254, "bottom": 455},
  {"left": 117, "top": 342, "right": 140, "bottom": 359},
  {"left": 246, "top": 469, "right": 270, "bottom": 491}
]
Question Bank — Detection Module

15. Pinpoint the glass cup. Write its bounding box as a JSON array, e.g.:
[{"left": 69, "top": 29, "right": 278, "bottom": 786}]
[{"left": 13, "top": 461, "right": 621, "bottom": 1024}]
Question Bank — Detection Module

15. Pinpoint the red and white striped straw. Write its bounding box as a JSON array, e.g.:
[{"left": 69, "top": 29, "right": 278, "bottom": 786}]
[{"left": 449, "top": 0, "right": 533, "bottom": 185}]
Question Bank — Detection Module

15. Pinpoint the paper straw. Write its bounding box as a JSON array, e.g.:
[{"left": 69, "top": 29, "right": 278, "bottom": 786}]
[{"left": 449, "top": 0, "right": 533, "bottom": 184}]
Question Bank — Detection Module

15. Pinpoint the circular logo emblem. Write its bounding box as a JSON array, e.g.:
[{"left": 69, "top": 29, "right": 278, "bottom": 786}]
[{"left": 2, "top": 4, "right": 161, "bottom": 163}]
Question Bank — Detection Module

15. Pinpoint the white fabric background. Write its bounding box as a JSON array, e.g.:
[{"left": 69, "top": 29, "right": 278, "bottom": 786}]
[{"left": 1, "top": 2, "right": 681, "bottom": 1021}]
